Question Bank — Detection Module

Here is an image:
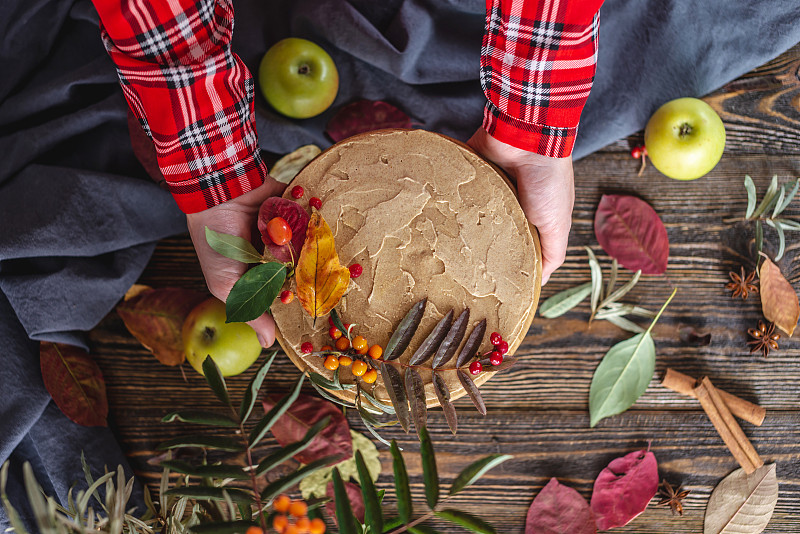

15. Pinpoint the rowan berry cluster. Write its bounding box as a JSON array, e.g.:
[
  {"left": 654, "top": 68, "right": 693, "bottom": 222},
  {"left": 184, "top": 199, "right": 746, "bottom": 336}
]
[{"left": 469, "top": 331, "right": 508, "bottom": 375}]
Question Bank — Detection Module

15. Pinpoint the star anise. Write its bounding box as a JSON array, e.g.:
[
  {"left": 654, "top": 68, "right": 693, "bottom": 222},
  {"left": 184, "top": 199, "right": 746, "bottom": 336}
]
[
  {"left": 747, "top": 320, "right": 780, "bottom": 358},
  {"left": 656, "top": 479, "right": 690, "bottom": 516},
  {"left": 726, "top": 266, "right": 758, "bottom": 300}
]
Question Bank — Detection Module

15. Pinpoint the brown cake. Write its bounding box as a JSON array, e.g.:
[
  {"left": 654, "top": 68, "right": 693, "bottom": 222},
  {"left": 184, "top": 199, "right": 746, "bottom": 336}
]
[{"left": 270, "top": 129, "right": 541, "bottom": 408}]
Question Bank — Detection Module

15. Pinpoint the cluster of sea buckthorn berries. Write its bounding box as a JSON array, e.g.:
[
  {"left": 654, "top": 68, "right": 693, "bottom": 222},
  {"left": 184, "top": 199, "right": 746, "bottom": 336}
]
[
  {"left": 243, "top": 495, "right": 325, "bottom": 534},
  {"left": 300, "top": 316, "right": 382, "bottom": 384},
  {"left": 468, "top": 331, "right": 508, "bottom": 375}
]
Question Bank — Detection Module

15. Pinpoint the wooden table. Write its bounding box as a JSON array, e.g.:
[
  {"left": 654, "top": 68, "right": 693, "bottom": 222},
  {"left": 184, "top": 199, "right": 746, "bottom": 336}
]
[{"left": 90, "top": 44, "right": 800, "bottom": 533}]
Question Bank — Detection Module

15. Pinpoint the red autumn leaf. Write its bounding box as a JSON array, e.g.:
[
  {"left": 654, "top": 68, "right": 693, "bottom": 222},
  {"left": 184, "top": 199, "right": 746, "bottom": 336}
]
[
  {"left": 40, "top": 343, "right": 108, "bottom": 427},
  {"left": 116, "top": 287, "right": 207, "bottom": 366},
  {"left": 759, "top": 255, "right": 799, "bottom": 336},
  {"left": 326, "top": 480, "right": 365, "bottom": 524},
  {"left": 526, "top": 478, "right": 596, "bottom": 534},
  {"left": 590, "top": 449, "right": 658, "bottom": 530},
  {"left": 326, "top": 100, "right": 412, "bottom": 143},
  {"left": 262, "top": 394, "right": 352, "bottom": 465},
  {"left": 258, "top": 197, "right": 310, "bottom": 264},
  {"left": 127, "top": 109, "right": 165, "bottom": 187},
  {"left": 594, "top": 195, "right": 669, "bottom": 274}
]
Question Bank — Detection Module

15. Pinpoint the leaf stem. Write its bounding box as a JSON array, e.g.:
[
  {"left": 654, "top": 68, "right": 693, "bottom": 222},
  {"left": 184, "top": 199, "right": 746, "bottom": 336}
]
[{"left": 644, "top": 287, "right": 678, "bottom": 337}]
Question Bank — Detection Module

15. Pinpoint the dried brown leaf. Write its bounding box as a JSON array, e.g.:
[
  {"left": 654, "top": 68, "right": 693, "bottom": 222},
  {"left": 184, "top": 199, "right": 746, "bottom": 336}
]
[
  {"left": 759, "top": 256, "right": 799, "bottom": 336},
  {"left": 40, "top": 343, "right": 108, "bottom": 427},
  {"left": 380, "top": 363, "right": 411, "bottom": 433},
  {"left": 432, "top": 308, "right": 469, "bottom": 369},
  {"left": 456, "top": 319, "right": 486, "bottom": 368},
  {"left": 384, "top": 298, "right": 427, "bottom": 361},
  {"left": 433, "top": 373, "right": 457, "bottom": 434},
  {"left": 704, "top": 463, "right": 778, "bottom": 534},
  {"left": 457, "top": 370, "right": 486, "bottom": 416},
  {"left": 409, "top": 310, "right": 453, "bottom": 366},
  {"left": 405, "top": 367, "right": 427, "bottom": 434}
]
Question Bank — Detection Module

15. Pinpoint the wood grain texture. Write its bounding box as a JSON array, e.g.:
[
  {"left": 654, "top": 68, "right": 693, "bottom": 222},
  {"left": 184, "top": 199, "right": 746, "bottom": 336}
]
[{"left": 91, "top": 44, "right": 800, "bottom": 532}]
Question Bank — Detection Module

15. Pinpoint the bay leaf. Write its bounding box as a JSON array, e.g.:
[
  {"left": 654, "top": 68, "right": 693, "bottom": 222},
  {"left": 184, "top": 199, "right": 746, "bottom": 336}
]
[
  {"left": 262, "top": 393, "right": 352, "bottom": 465},
  {"left": 204, "top": 227, "right": 263, "bottom": 264},
  {"left": 526, "top": 478, "right": 596, "bottom": 534},
  {"left": 704, "top": 463, "right": 777, "bottom": 534},
  {"left": 380, "top": 363, "right": 411, "bottom": 432},
  {"left": 40, "top": 343, "right": 108, "bottom": 427},
  {"left": 432, "top": 372, "right": 457, "bottom": 434},
  {"left": 594, "top": 194, "right": 669, "bottom": 274},
  {"left": 590, "top": 449, "right": 658, "bottom": 530},
  {"left": 409, "top": 310, "right": 453, "bottom": 365},
  {"left": 759, "top": 255, "right": 799, "bottom": 336},
  {"left": 326, "top": 100, "right": 412, "bottom": 143},
  {"left": 751, "top": 175, "right": 779, "bottom": 219},
  {"left": 384, "top": 298, "right": 427, "bottom": 361},
  {"left": 226, "top": 262, "right": 287, "bottom": 323},
  {"left": 296, "top": 211, "right": 350, "bottom": 318},
  {"left": 116, "top": 287, "right": 206, "bottom": 366},
  {"left": 457, "top": 370, "right": 487, "bottom": 416},
  {"left": 539, "top": 282, "right": 592, "bottom": 319},
  {"left": 744, "top": 175, "right": 757, "bottom": 219},
  {"left": 258, "top": 197, "right": 311, "bottom": 264},
  {"left": 586, "top": 247, "right": 603, "bottom": 314},
  {"left": 270, "top": 144, "right": 321, "bottom": 184},
  {"left": 405, "top": 367, "right": 427, "bottom": 435},
  {"left": 433, "top": 308, "right": 469, "bottom": 368},
  {"left": 455, "top": 319, "right": 486, "bottom": 367}
]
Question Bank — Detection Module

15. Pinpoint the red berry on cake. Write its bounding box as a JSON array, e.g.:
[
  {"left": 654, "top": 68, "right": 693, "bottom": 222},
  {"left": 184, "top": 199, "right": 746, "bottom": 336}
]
[
  {"left": 266, "top": 217, "right": 292, "bottom": 245},
  {"left": 300, "top": 342, "right": 313, "bottom": 354},
  {"left": 489, "top": 351, "right": 503, "bottom": 366},
  {"left": 469, "top": 361, "right": 482, "bottom": 375},
  {"left": 291, "top": 185, "right": 304, "bottom": 199},
  {"left": 490, "top": 332, "right": 502, "bottom": 346},
  {"left": 309, "top": 197, "right": 322, "bottom": 210},
  {"left": 329, "top": 326, "right": 342, "bottom": 340},
  {"left": 280, "top": 290, "right": 294, "bottom": 304},
  {"left": 497, "top": 340, "right": 509, "bottom": 355},
  {"left": 349, "top": 263, "right": 363, "bottom": 278}
]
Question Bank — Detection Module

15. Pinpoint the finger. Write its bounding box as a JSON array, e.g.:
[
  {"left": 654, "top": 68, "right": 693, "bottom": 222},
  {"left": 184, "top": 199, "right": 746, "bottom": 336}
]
[
  {"left": 538, "top": 221, "right": 571, "bottom": 285},
  {"left": 248, "top": 313, "right": 277, "bottom": 348}
]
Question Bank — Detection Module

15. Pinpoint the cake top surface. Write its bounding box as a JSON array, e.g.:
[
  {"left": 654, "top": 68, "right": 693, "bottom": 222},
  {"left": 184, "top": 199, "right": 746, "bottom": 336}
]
[{"left": 271, "top": 129, "right": 540, "bottom": 404}]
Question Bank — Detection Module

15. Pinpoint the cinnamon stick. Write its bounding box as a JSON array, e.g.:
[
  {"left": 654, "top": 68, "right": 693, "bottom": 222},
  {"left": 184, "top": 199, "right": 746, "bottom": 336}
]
[
  {"left": 661, "top": 368, "right": 765, "bottom": 426},
  {"left": 693, "top": 377, "right": 763, "bottom": 474}
]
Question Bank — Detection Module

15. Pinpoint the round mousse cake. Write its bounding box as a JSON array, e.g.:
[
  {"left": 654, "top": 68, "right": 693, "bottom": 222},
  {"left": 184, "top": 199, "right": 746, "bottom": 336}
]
[{"left": 271, "top": 129, "right": 541, "bottom": 407}]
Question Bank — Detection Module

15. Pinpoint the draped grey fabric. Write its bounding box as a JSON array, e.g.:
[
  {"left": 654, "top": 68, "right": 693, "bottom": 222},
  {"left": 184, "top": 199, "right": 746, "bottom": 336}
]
[{"left": 1, "top": 0, "right": 798, "bottom": 529}]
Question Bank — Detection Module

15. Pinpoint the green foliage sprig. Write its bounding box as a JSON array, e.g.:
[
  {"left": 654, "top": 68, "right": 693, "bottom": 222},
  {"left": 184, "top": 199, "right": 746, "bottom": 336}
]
[{"left": 743, "top": 174, "right": 800, "bottom": 260}]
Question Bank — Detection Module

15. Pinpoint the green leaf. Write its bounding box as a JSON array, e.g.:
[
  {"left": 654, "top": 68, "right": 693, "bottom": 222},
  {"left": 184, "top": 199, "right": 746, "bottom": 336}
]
[
  {"left": 260, "top": 456, "right": 337, "bottom": 502},
  {"left": 538, "top": 282, "right": 592, "bottom": 318},
  {"left": 202, "top": 356, "right": 231, "bottom": 407},
  {"left": 384, "top": 298, "right": 427, "bottom": 361},
  {"left": 409, "top": 525, "right": 444, "bottom": 534},
  {"left": 405, "top": 367, "right": 427, "bottom": 435},
  {"left": 752, "top": 175, "right": 779, "bottom": 218},
  {"left": 775, "top": 179, "right": 799, "bottom": 216},
  {"left": 205, "top": 227, "right": 263, "bottom": 264},
  {"left": 356, "top": 396, "right": 393, "bottom": 447},
  {"left": 599, "top": 270, "right": 642, "bottom": 309},
  {"left": 1, "top": 462, "right": 32, "bottom": 534},
  {"left": 391, "top": 440, "right": 413, "bottom": 523},
  {"left": 248, "top": 373, "right": 305, "bottom": 447},
  {"left": 156, "top": 435, "right": 244, "bottom": 452},
  {"left": 744, "top": 175, "right": 757, "bottom": 219},
  {"left": 356, "top": 451, "right": 383, "bottom": 533},
  {"left": 776, "top": 222, "right": 786, "bottom": 261},
  {"left": 309, "top": 369, "right": 345, "bottom": 391},
  {"left": 309, "top": 380, "right": 354, "bottom": 408},
  {"left": 331, "top": 468, "right": 359, "bottom": 534},
  {"left": 239, "top": 351, "right": 277, "bottom": 422},
  {"left": 162, "top": 410, "right": 239, "bottom": 428},
  {"left": 586, "top": 247, "right": 603, "bottom": 314},
  {"left": 381, "top": 362, "right": 411, "bottom": 433},
  {"left": 435, "top": 509, "right": 497, "bottom": 534},
  {"left": 449, "top": 454, "right": 513, "bottom": 495},
  {"left": 159, "top": 461, "right": 248, "bottom": 480},
  {"left": 225, "top": 262, "right": 287, "bottom": 323},
  {"left": 603, "top": 315, "right": 645, "bottom": 333},
  {"left": 330, "top": 308, "right": 350, "bottom": 340},
  {"left": 589, "top": 288, "right": 676, "bottom": 427},
  {"left": 255, "top": 416, "right": 331, "bottom": 477},
  {"left": 359, "top": 388, "right": 395, "bottom": 415},
  {"left": 190, "top": 520, "right": 258, "bottom": 534},
  {"left": 419, "top": 426, "right": 439, "bottom": 509},
  {"left": 773, "top": 185, "right": 787, "bottom": 219},
  {"left": 163, "top": 487, "right": 252, "bottom": 505},
  {"left": 776, "top": 218, "right": 800, "bottom": 231},
  {"left": 605, "top": 258, "right": 618, "bottom": 299},
  {"left": 409, "top": 310, "right": 453, "bottom": 366}
]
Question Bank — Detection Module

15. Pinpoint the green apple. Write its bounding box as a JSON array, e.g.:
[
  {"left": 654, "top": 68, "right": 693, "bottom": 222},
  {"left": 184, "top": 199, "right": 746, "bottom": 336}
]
[
  {"left": 182, "top": 297, "right": 262, "bottom": 377},
  {"left": 258, "top": 38, "right": 339, "bottom": 119},
  {"left": 644, "top": 97, "right": 726, "bottom": 180}
]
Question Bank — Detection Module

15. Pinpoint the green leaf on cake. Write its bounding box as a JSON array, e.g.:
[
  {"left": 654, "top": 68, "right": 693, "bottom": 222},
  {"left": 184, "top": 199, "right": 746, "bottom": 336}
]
[
  {"left": 589, "top": 288, "right": 676, "bottom": 427},
  {"left": 225, "top": 261, "right": 287, "bottom": 323},
  {"left": 205, "top": 227, "right": 264, "bottom": 264}
]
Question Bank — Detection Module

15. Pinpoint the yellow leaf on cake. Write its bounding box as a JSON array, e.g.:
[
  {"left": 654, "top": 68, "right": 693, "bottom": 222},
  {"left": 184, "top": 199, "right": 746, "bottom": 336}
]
[{"left": 296, "top": 211, "right": 351, "bottom": 318}]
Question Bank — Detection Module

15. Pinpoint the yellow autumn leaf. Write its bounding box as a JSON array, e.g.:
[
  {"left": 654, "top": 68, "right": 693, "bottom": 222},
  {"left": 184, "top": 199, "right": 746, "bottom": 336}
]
[{"left": 296, "top": 211, "right": 351, "bottom": 318}]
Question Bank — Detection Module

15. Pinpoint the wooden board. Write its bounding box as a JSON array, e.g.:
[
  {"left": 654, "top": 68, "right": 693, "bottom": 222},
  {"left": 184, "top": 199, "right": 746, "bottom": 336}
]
[{"left": 90, "top": 43, "right": 800, "bottom": 532}]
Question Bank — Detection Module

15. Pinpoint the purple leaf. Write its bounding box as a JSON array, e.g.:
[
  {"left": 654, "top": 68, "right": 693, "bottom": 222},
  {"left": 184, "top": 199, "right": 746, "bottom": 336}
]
[
  {"left": 526, "top": 478, "right": 596, "bottom": 534},
  {"left": 326, "top": 100, "right": 412, "bottom": 142},
  {"left": 257, "top": 197, "right": 310, "bottom": 263},
  {"left": 326, "top": 480, "right": 365, "bottom": 524},
  {"left": 590, "top": 449, "right": 658, "bottom": 530}
]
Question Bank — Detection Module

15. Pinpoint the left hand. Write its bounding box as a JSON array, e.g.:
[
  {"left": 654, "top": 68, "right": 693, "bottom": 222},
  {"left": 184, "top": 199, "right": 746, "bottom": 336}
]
[{"left": 467, "top": 128, "right": 574, "bottom": 285}]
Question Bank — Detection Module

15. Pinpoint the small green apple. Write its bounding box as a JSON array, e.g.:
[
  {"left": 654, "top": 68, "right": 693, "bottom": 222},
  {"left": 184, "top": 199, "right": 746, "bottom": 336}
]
[
  {"left": 644, "top": 97, "right": 726, "bottom": 180},
  {"left": 258, "top": 37, "right": 339, "bottom": 119},
  {"left": 182, "top": 297, "right": 262, "bottom": 377}
]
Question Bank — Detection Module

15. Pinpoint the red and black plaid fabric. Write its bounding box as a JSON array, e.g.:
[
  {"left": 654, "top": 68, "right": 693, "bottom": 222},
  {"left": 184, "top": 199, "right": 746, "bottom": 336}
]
[
  {"left": 93, "top": 0, "right": 266, "bottom": 213},
  {"left": 482, "top": 0, "right": 604, "bottom": 157}
]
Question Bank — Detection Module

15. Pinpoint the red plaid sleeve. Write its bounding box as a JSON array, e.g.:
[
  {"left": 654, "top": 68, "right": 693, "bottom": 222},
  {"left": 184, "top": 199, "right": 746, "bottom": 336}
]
[
  {"left": 91, "top": 0, "right": 267, "bottom": 213},
  {"left": 481, "top": 0, "right": 604, "bottom": 157}
]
